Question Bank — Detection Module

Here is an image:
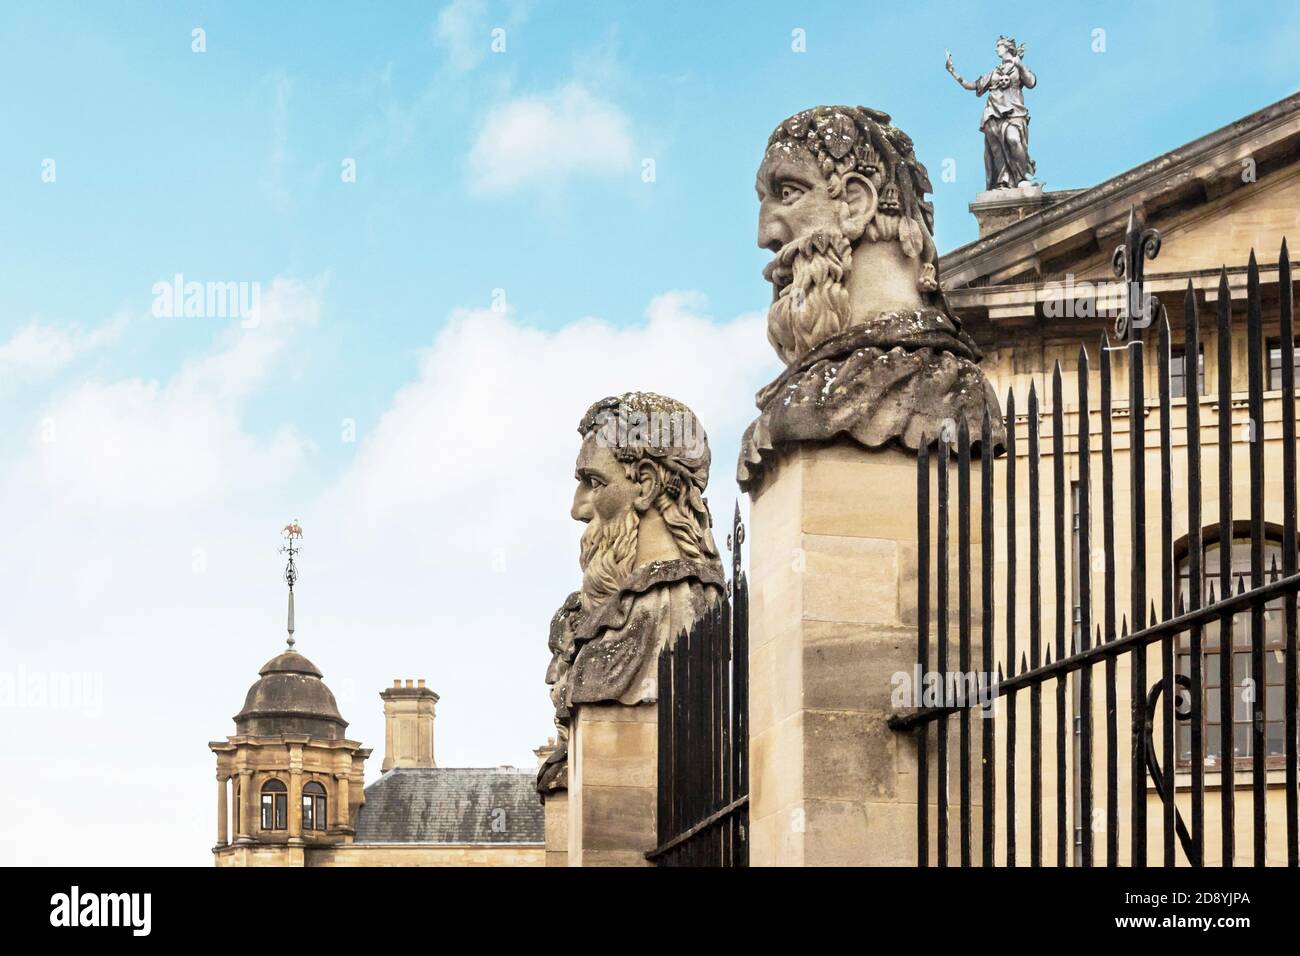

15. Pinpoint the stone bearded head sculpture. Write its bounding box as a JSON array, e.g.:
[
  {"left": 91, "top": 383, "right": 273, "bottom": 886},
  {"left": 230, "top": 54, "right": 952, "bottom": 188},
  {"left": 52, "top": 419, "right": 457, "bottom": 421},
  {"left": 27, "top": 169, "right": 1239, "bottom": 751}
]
[
  {"left": 574, "top": 393, "right": 720, "bottom": 610},
  {"left": 539, "top": 392, "right": 726, "bottom": 794},
  {"left": 759, "top": 105, "right": 941, "bottom": 364},
  {"left": 739, "top": 105, "right": 1004, "bottom": 490}
]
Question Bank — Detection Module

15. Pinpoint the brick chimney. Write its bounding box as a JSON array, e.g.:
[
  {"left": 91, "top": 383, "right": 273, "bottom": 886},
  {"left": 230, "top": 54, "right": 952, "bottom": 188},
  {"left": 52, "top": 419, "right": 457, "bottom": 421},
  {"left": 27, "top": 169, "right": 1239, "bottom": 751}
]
[{"left": 379, "top": 679, "right": 439, "bottom": 771}]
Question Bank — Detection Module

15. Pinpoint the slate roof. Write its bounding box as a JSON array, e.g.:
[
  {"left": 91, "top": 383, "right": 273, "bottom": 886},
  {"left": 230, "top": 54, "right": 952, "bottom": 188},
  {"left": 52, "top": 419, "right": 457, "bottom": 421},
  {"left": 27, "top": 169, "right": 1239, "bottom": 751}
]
[{"left": 354, "top": 767, "right": 544, "bottom": 845}]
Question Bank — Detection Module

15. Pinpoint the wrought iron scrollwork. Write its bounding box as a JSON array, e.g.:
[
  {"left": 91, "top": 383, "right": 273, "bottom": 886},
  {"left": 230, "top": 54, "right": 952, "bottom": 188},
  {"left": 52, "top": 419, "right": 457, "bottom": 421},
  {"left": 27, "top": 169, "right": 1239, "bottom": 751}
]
[
  {"left": 1112, "top": 206, "right": 1163, "bottom": 342},
  {"left": 726, "top": 503, "right": 745, "bottom": 599},
  {"left": 1143, "top": 674, "right": 1201, "bottom": 865}
]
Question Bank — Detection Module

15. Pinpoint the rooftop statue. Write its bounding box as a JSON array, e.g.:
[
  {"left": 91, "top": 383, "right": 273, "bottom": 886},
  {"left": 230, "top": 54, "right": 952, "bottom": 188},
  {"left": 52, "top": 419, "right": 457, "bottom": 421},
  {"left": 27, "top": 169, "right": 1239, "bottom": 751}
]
[
  {"left": 737, "top": 105, "right": 1004, "bottom": 491},
  {"left": 539, "top": 392, "right": 726, "bottom": 794},
  {"left": 945, "top": 37, "right": 1038, "bottom": 191}
]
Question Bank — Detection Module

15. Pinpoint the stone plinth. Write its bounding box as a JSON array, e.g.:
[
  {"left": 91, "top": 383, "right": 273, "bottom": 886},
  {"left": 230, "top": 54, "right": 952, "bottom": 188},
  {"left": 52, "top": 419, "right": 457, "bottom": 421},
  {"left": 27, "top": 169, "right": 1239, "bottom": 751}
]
[
  {"left": 567, "top": 702, "right": 657, "bottom": 866},
  {"left": 969, "top": 185, "right": 1081, "bottom": 238},
  {"left": 747, "top": 440, "right": 985, "bottom": 866},
  {"left": 543, "top": 791, "right": 569, "bottom": 867}
]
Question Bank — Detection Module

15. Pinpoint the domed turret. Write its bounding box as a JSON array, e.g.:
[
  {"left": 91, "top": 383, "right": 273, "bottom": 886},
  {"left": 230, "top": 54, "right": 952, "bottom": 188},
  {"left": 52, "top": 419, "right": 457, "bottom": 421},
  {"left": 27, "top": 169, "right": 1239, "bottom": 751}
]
[
  {"left": 234, "top": 649, "right": 347, "bottom": 739},
  {"left": 209, "top": 522, "right": 372, "bottom": 864}
]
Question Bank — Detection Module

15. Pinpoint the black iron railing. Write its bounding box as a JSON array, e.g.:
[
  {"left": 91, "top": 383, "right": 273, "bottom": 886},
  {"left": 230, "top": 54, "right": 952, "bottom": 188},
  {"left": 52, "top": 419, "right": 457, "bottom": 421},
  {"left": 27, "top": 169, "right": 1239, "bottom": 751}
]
[
  {"left": 646, "top": 505, "right": 749, "bottom": 866},
  {"left": 892, "top": 241, "right": 1300, "bottom": 867}
]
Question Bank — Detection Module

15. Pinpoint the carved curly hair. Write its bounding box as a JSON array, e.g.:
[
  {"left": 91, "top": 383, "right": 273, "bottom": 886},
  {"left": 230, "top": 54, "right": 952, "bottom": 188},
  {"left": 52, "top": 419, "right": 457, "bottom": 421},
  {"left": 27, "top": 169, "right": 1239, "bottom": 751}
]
[{"left": 577, "top": 392, "right": 721, "bottom": 567}]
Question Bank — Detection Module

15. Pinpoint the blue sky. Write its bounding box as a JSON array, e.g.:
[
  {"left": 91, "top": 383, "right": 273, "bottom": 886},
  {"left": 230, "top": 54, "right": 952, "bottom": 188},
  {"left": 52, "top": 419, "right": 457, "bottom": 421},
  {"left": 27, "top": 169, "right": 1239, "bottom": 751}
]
[
  {"left": 2, "top": 1, "right": 1298, "bottom": 863},
  {"left": 6, "top": 1, "right": 1299, "bottom": 483}
]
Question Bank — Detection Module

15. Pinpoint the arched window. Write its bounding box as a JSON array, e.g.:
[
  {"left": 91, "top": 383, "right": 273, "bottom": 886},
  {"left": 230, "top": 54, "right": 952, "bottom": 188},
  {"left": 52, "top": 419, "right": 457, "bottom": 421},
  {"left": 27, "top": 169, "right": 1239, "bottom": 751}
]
[
  {"left": 302, "top": 781, "right": 327, "bottom": 832},
  {"left": 261, "top": 778, "right": 287, "bottom": 830},
  {"left": 1177, "top": 528, "right": 1294, "bottom": 769}
]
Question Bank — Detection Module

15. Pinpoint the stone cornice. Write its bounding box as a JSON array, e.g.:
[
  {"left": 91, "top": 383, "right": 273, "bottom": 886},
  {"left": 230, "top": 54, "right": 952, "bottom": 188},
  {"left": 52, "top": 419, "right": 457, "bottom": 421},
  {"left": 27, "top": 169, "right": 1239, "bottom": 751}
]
[
  {"left": 211, "top": 733, "right": 364, "bottom": 751},
  {"left": 947, "top": 262, "right": 1286, "bottom": 315}
]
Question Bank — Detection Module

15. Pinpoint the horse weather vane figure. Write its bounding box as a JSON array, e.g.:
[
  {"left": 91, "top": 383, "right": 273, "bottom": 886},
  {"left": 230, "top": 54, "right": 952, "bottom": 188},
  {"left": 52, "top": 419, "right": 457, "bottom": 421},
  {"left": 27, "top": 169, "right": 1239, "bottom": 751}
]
[
  {"left": 945, "top": 36, "right": 1038, "bottom": 191},
  {"left": 280, "top": 521, "right": 303, "bottom": 649}
]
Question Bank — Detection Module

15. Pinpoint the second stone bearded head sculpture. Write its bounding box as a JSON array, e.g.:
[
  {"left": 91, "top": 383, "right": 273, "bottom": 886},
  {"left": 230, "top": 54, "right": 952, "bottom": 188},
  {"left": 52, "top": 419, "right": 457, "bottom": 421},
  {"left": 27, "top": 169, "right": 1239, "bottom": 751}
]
[
  {"left": 739, "top": 105, "right": 1005, "bottom": 491},
  {"left": 539, "top": 392, "right": 727, "bottom": 793},
  {"left": 575, "top": 394, "right": 719, "bottom": 611},
  {"left": 567, "top": 392, "right": 725, "bottom": 704}
]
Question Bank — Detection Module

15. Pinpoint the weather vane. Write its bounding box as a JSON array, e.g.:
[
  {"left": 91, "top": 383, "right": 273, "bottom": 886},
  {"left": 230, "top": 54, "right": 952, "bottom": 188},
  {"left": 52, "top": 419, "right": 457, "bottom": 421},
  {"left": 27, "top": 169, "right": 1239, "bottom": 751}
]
[{"left": 280, "top": 521, "right": 303, "bottom": 648}]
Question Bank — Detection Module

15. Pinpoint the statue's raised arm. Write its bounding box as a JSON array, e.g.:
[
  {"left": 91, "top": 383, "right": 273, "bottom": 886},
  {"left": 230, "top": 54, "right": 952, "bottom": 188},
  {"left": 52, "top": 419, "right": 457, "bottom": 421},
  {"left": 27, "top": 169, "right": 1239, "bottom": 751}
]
[{"left": 945, "top": 50, "right": 978, "bottom": 91}]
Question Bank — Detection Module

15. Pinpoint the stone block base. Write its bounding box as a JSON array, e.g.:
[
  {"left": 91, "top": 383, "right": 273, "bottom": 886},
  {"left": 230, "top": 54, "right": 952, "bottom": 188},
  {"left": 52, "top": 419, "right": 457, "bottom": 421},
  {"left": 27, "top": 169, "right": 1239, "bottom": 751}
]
[
  {"left": 747, "top": 440, "right": 985, "bottom": 866},
  {"left": 568, "top": 701, "right": 657, "bottom": 866}
]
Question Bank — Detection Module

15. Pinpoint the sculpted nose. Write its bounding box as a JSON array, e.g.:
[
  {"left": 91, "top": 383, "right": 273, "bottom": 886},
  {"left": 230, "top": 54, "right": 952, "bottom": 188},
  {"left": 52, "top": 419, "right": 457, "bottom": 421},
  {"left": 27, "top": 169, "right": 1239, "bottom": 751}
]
[
  {"left": 571, "top": 487, "right": 592, "bottom": 522},
  {"left": 757, "top": 206, "right": 785, "bottom": 253}
]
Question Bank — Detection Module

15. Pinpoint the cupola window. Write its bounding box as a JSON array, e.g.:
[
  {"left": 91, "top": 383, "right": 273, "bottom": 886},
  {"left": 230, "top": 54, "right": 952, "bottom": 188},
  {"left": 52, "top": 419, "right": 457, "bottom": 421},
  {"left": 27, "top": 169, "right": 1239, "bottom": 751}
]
[
  {"left": 302, "top": 781, "right": 328, "bottom": 832},
  {"left": 260, "top": 779, "right": 288, "bottom": 830}
]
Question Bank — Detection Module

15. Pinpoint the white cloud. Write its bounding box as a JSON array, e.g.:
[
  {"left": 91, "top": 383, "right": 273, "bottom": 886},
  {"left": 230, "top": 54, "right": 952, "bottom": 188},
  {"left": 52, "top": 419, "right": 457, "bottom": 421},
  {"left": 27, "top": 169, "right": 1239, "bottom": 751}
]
[
  {"left": 0, "top": 311, "right": 128, "bottom": 380},
  {"left": 329, "top": 291, "right": 769, "bottom": 532},
  {"left": 467, "top": 83, "right": 635, "bottom": 195},
  {"left": 434, "top": 0, "right": 532, "bottom": 75},
  {"left": 0, "top": 285, "right": 780, "bottom": 864},
  {"left": 435, "top": 0, "right": 488, "bottom": 73},
  {"left": 21, "top": 277, "right": 320, "bottom": 511},
  {"left": 0, "top": 276, "right": 326, "bottom": 865}
]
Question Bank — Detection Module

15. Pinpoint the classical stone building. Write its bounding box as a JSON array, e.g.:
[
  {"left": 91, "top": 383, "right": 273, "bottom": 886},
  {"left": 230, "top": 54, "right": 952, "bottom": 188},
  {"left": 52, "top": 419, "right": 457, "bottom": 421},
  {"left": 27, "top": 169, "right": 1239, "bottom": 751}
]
[
  {"left": 210, "top": 645, "right": 543, "bottom": 867},
  {"left": 941, "top": 90, "right": 1300, "bottom": 865}
]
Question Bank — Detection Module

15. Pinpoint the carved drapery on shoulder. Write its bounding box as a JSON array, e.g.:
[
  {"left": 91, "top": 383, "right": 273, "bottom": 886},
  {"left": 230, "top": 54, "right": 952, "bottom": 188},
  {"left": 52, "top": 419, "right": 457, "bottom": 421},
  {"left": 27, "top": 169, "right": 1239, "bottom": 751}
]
[
  {"left": 569, "top": 558, "right": 725, "bottom": 705},
  {"left": 738, "top": 306, "right": 1004, "bottom": 491}
]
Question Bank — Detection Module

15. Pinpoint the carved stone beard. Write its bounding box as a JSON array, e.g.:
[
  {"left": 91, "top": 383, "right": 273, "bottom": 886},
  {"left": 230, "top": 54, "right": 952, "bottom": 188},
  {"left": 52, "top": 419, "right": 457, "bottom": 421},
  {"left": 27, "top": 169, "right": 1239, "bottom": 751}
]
[
  {"left": 765, "top": 229, "right": 854, "bottom": 365},
  {"left": 578, "top": 507, "right": 641, "bottom": 612}
]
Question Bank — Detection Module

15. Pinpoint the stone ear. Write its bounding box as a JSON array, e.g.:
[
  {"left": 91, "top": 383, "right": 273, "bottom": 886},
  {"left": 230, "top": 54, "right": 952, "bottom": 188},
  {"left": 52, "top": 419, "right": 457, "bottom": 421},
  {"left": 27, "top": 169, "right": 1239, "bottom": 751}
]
[
  {"left": 633, "top": 460, "right": 660, "bottom": 511},
  {"left": 838, "top": 173, "right": 877, "bottom": 241}
]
